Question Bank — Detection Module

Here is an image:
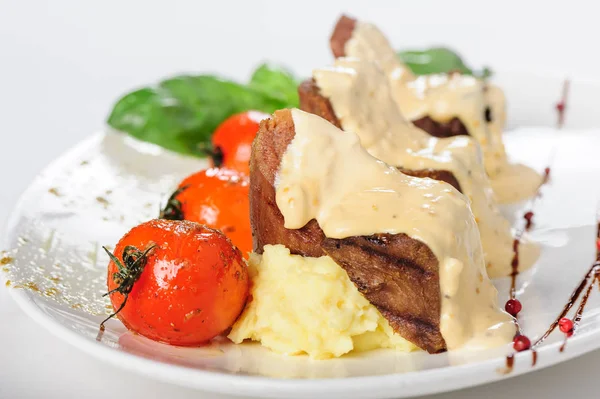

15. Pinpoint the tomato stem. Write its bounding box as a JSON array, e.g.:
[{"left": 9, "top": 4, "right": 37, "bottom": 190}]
[
  {"left": 200, "top": 145, "right": 224, "bottom": 168},
  {"left": 159, "top": 186, "right": 188, "bottom": 220},
  {"left": 100, "top": 244, "right": 156, "bottom": 327}
]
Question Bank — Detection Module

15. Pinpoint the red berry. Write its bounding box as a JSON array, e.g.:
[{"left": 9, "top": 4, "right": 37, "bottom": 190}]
[
  {"left": 556, "top": 102, "right": 565, "bottom": 112},
  {"left": 513, "top": 335, "right": 531, "bottom": 352},
  {"left": 523, "top": 211, "right": 534, "bottom": 229},
  {"left": 559, "top": 318, "right": 574, "bottom": 334},
  {"left": 505, "top": 299, "right": 522, "bottom": 317}
]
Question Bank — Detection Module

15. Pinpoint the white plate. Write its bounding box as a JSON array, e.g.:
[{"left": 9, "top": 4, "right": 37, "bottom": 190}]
[{"left": 3, "top": 72, "right": 600, "bottom": 399}]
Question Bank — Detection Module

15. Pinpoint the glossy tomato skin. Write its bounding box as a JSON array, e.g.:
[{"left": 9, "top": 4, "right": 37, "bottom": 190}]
[
  {"left": 106, "top": 219, "right": 249, "bottom": 346},
  {"left": 175, "top": 168, "right": 252, "bottom": 257},
  {"left": 211, "top": 110, "right": 269, "bottom": 175}
]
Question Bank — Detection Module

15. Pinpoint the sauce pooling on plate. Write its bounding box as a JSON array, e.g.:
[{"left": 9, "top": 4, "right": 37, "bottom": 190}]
[
  {"left": 276, "top": 109, "right": 516, "bottom": 350},
  {"left": 312, "top": 58, "right": 539, "bottom": 277},
  {"left": 342, "top": 20, "right": 543, "bottom": 203}
]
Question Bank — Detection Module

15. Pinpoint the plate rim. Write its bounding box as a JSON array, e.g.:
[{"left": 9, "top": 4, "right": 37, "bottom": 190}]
[
  {"left": 7, "top": 278, "right": 600, "bottom": 399},
  {"left": 4, "top": 71, "right": 600, "bottom": 398}
]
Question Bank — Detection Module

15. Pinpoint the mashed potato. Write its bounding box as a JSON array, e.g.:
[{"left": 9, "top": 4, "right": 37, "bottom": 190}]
[{"left": 228, "top": 245, "right": 417, "bottom": 359}]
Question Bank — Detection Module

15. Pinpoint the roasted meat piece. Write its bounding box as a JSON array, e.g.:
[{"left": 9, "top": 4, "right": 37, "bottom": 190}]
[
  {"left": 329, "top": 15, "right": 471, "bottom": 139},
  {"left": 297, "top": 79, "right": 462, "bottom": 192},
  {"left": 250, "top": 109, "right": 447, "bottom": 353}
]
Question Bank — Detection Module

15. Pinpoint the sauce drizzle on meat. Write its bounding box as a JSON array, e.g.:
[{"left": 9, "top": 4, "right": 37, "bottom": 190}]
[
  {"left": 310, "top": 58, "right": 539, "bottom": 278},
  {"left": 332, "top": 16, "right": 543, "bottom": 203},
  {"left": 276, "top": 108, "right": 516, "bottom": 351}
]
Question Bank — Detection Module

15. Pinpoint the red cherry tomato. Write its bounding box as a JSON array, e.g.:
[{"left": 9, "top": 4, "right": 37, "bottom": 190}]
[
  {"left": 211, "top": 111, "right": 269, "bottom": 175},
  {"left": 161, "top": 168, "right": 252, "bottom": 257},
  {"left": 104, "top": 219, "right": 248, "bottom": 346}
]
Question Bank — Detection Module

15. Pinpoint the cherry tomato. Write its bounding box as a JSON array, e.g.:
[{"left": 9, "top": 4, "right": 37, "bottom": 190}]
[
  {"left": 104, "top": 219, "right": 249, "bottom": 346},
  {"left": 161, "top": 168, "right": 252, "bottom": 256},
  {"left": 211, "top": 110, "right": 269, "bottom": 175}
]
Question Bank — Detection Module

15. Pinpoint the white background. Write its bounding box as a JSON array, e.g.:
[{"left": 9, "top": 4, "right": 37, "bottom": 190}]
[{"left": 0, "top": 0, "right": 598, "bottom": 398}]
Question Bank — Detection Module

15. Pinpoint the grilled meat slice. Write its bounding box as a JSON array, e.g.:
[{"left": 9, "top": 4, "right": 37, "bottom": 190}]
[
  {"left": 298, "top": 78, "right": 462, "bottom": 192},
  {"left": 322, "top": 234, "right": 445, "bottom": 353},
  {"left": 250, "top": 109, "right": 447, "bottom": 352},
  {"left": 329, "top": 15, "right": 471, "bottom": 140}
]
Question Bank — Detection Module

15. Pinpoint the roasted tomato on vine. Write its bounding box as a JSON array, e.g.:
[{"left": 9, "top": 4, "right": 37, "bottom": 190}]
[
  {"left": 160, "top": 168, "right": 252, "bottom": 256},
  {"left": 210, "top": 110, "right": 269, "bottom": 175},
  {"left": 102, "top": 219, "right": 249, "bottom": 346}
]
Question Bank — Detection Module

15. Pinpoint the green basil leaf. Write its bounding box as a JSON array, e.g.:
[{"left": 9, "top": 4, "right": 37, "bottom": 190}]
[
  {"left": 107, "top": 72, "right": 295, "bottom": 157},
  {"left": 249, "top": 63, "right": 300, "bottom": 107},
  {"left": 397, "top": 47, "right": 492, "bottom": 78}
]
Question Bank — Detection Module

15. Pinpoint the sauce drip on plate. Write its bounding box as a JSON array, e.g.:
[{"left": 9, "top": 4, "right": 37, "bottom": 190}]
[
  {"left": 504, "top": 220, "right": 600, "bottom": 374},
  {"left": 509, "top": 167, "right": 552, "bottom": 299}
]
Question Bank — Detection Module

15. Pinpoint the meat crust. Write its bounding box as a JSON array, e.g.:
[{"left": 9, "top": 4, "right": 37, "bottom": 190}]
[
  {"left": 412, "top": 116, "right": 470, "bottom": 138},
  {"left": 250, "top": 109, "right": 447, "bottom": 353},
  {"left": 297, "top": 80, "right": 341, "bottom": 129},
  {"left": 250, "top": 110, "right": 325, "bottom": 258},
  {"left": 330, "top": 15, "right": 356, "bottom": 58}
]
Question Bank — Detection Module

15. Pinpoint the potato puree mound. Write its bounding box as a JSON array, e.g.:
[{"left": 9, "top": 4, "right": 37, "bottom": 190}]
[{"left": 228, "top": 245, "right": 417, "bottom": 359}]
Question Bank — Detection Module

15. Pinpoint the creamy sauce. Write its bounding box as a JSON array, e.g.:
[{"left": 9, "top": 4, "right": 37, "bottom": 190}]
[
  {"left": 313, "top": 59, "right": 539, "bottom": 278},
  {"left": 344, "top": 21, "right": 542, "bottom": 203},
  {"left": 483, "top": 84, "right": 508, "bottom": 170},
  {"left": 275, "top": 108, "right": 516, "bottom": 350},
  {"left": 490, "top": 163, "right": 544, "bottom": 204}
]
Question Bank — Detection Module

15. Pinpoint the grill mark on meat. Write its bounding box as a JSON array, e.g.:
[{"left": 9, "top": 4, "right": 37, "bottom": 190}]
[
  {"left": 378, "top": 306, "right": 440, "bottom": 336},
  {"left": 323, "top": 235, "right": 435, "bottom": 277},
  {"left": 322, "top": 234, "right": 445, "bottom": 353},
  {"left": 345, "top": 237, "right": 433, "bottom": 276},
  {"left": 379, "top": 308, "right": 447, "bottom": 354}
]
